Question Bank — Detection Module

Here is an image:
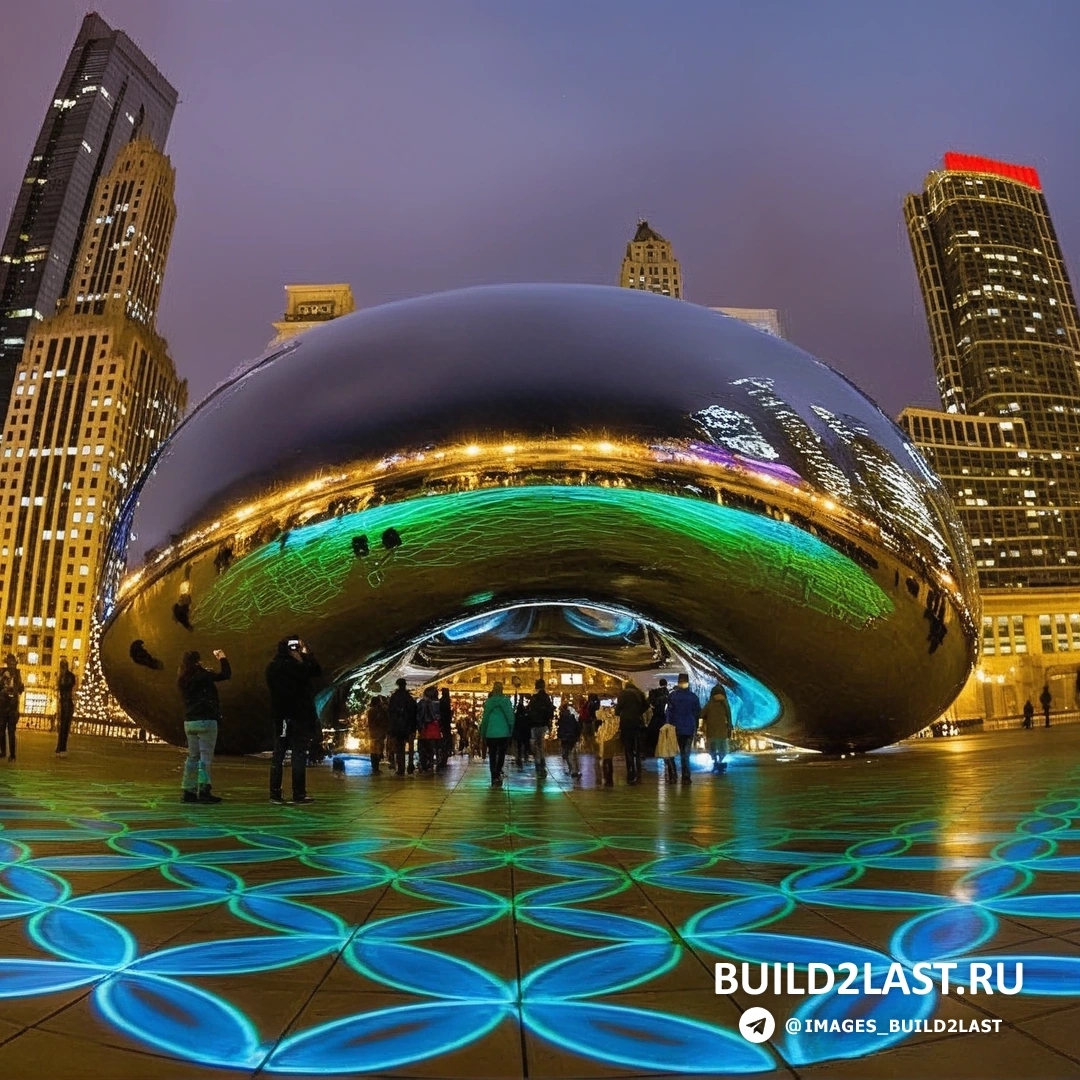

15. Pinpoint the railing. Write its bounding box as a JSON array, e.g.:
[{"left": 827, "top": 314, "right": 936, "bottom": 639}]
[{"left": 17, "top": 712, "right": 165, "bottom": 742}]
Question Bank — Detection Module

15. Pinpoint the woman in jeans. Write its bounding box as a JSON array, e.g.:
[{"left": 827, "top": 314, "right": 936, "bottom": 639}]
[
  {"left": 177, "top": 649, "right": 231, "bottom": 804},
  {"left": 479, "top": 681, "right": 514, "bottom": 787}
]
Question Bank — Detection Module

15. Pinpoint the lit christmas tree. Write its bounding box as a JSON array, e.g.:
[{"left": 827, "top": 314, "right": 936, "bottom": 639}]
[{"left": 75, "top": 614, "right": 122, "bottom": 724}]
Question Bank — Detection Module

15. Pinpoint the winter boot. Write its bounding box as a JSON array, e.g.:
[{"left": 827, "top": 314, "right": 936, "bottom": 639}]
[
  {"left": 181, "top": 789, "right": 199, "bottom": 804},
  {"left": 602, "top": 758, "right": 614, "bottom": 787},
  {"left": 664, "top": 759, "right": 677, "bottom": 783},
  {"left": 197, "top": 784, "right": 222, "bottom": 804}
]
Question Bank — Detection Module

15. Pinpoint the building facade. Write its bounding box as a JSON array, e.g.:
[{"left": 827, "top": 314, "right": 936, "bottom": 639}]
[
  {"left": 618, "top": 221, "right": 682, "bottom": 298},
  {"left": 902, "top": 153, "right": 1080, "bottom": 723},
  {"left": 0, "top": 13, "right": 176, "bottom": 417},
  {"left": 711, "top": 307, "right": 787, "bottom": 339},
  {"left": 268, "top": 284, "right": 355, "bottom": 347},
  {"left": 0, "top": 139, "right": 186, "bottom": 712}
]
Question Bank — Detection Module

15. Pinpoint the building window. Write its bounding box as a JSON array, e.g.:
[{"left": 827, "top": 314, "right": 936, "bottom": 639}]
[
  {"left": 1039, "top": 614, "right": 1053, "bottom": 654},
  {"left": 1012, "top": 615, "right": 1027, "bottom": 654},
  {"left": 983, "top": 616, "right": 996, "bottom": 656},
  {"left": 996, "top": 616, "right": 1011, "bottom": 655},
  {"left": 1056, "top": 614, "right": 1070, "bottom": 652}
]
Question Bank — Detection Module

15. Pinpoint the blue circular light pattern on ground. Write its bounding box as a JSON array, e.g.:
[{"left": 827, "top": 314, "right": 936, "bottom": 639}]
[{"left": 0, "top": 765, "right": 1078, "bottom": 1073}]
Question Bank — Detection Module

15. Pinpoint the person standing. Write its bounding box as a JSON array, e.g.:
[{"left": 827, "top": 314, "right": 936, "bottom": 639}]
[
  {"left": 438, "top": 687, "right": 453, "bottom": 771},
  {"left": 417, "top": 686, "right": 442, "bottom": 772},
  {"left": 528, "top": 678, "right": 555, "bottom": 778},
  {"left": 513, "top": 694, "right": 532, "bottom": 768},
  {"left": 1022, "top": 698, "right": 1034, "bottom": 730},
  {"left": 557, "top": 697, "right": 582, "bottom": 778},
  {"left": 177, "top": 649, "right": 230, "bottom": 804},
  {"left": 366, "top": 691, "right": 390, "bottom": 774},
  {"left": 479, "top": 681, "right": 514, "bottom": 787},
  {"left": 665, "top": 673, "right": 701, "bottom": 784},
  {"left": 700, "top": 683, "right": 733, "bottom": 773},
  {"left": 1040, "top": 683, "right": 1053, "bottom": 728},
  {"left": 266, "top": 637, "right": 321, "bottom": 804},
  {"left": 0, "top": 655, "right": 23, "bottom": 762},
  {"left": 615, "top": 679, "right": 648, "bottom": 785},
  {"left": 55, "top": 659, "right": 77, "bottom": 756},
  {"left": 387, "top": 678, "right": 417, "bottom": 776}
]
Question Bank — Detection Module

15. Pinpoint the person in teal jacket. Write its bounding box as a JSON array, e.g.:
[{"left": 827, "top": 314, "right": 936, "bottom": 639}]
[{"left": 479, "top": 681, "right": 515, "bottom": 787}]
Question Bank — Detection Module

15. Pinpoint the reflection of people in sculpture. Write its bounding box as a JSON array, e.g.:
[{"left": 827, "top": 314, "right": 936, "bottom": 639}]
[
  {"left": 438, "top": 687, "right": 453, "bottom": 770},
  {"left": 1040, "top": 683, "right": 1052, "bottom": 728},
  {"left": 527, "top": 679, "right": 554, "bottom": 779},
  {"left": 479, "top": 681, "right": 514, "bottom": 787},
  {"left": 1022, "top": 699, "right": 1034, "bottom": 730}
]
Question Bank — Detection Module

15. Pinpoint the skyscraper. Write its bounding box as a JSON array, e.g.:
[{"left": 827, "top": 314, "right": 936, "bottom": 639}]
[
  {"left": 0, "top": 13, "right": 176, "bottom": 414},
  {"left": 711, "top": 307, "right": 787, "bottom": 339},
  {"left": 901, "top": 153, "right": 1080, "bottom": 723},
  {"left": 619, "top": 220, "right": 682, "bottom": 298},
  {"left": 900, "top": 152, "right": 1080, "bottom": 589},
  {"left": 0, "top": 139, "right": 186, "bottom": 709},
  {"left": 268, "top": 284, "right": 356, "bottom": 348}
]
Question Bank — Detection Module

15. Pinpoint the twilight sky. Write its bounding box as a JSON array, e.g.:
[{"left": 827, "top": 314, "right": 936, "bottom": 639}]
[{"left": 1, "top": 0, "right": 1078, "bottom": 418}]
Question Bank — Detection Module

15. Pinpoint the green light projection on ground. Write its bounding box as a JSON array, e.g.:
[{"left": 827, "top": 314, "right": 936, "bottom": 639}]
[{"left": 195, "top": 486, "right": 892, "bottom": 633}]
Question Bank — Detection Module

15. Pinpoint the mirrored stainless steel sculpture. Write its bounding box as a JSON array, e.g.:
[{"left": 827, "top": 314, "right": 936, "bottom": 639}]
[{"left": 99, "top": 285, "right": 978, "bottom": 753}]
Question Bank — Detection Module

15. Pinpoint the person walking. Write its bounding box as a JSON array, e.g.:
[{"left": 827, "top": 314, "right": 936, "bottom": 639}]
[
  {"left": 0, "top": 654, "right": 23, "bottom": 762},
  {"left": 700, "top": 682, "right": 733, "bottom": 773},
  {"left": 366, "top": 690, "right": 389, "bottom": 774},
  {"left": 1022, "top": 698, "right": 1034, "bottom": 730},
  {"left": 387, "top": 678, "right": 417, "bottom": 776},
  {"left": 656, "top": 718, "right": 680, "bottom": 783},
  {"left": 615, "top": 679, "right": 648, "bottom": 784},
  {"left": 513, "top": 694, "right": 532, "bottom": 768},
  {"left": 479, "top": 681, "right": 514, "bottom": 787},
  {"left": 266, "top": 637, "right": 321, "bottom": 804},
  {"left": 177, "top": 649, "right": 230, "bottom": 803},
  {"left": 438, "top": 687, "right": 453, "bottom": 771},
  {"left": 528, "top": 678, "right": 555, "bottom": 778},
  {"left": 644, "top": 678, "right": 669, "bottom": 758},
  {"left": 665, "top": 673, "right": 701, "bottom": 783},
  {"left": 557, "top": 697, "right": 582, "bottom": 778},
  {"left": 55, "top": 659, "right": 77, "bottom": 756},
  {"left": 417, "top": 686, "right": 442, "bottom": 772},
  {"left": 1040, "top": 683, "right": 1053, "bottom": 728}
]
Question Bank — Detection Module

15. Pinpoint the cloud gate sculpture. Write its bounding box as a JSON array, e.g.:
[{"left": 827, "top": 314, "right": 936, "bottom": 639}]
[{"left": 99, "top": 284, "right": 978, "bottom": 753}]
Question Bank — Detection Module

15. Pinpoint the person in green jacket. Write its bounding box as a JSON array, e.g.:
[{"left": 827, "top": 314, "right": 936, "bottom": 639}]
[
  {"left": 699, "top": 683, "right": 733, "bottom": 774},
  {"left": 479, "top": 681, "right": 515, "bottom": 787}
]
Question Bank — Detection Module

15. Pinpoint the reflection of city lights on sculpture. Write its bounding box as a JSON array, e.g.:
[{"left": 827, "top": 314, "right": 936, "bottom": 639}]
[{"left": 100, "top": 285, "right": 977, "bottom": 754}]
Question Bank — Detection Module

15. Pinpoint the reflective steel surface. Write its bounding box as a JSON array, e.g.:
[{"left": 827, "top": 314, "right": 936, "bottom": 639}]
[{"left": 100, "top": 285, "right": 978, "bottom": 752}]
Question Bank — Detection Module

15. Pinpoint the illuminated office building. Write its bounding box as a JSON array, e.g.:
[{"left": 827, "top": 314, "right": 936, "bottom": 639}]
[
  {"left": 619, "top": 221, "right": 682, "bottom": 298},
  {"left": 0, "top": 13, "right": 176, "bottom": 416},
  {"left": 0, "top": 139, "right": 186, "bottom": 709},
  {"left": 268, "top": 284, "right": 356, "bottom": 348},
  {"left": 901, "top": 152, "right": 1080, "bottom": 721}
]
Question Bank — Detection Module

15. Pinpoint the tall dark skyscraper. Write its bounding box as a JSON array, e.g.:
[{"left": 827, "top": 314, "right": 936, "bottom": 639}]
[
  {"left": 900, "top": 153, "right": 1080, "bottom": 589},
  {"left": 0, "top": 13, "right": 176, "bottom": 414}
]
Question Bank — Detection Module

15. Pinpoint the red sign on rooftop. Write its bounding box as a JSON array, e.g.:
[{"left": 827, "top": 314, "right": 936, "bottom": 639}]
[{"left": 944, "top": 152, "right": 1041, "bottom": 191}]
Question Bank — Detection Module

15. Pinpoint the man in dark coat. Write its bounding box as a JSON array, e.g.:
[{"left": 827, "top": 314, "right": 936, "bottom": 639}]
[
  {"left": 665, "top": 673, "right": 701, "bottom": 783},
  {"left": 387, "top": 678, "right": 418, "bottom": 776},
  {"left": 527, "top": 679, "right": 555, "bottom": 778},
  {"left": 266, "top": 637, "right": 322, "bottom": 804},
  {"left": 1040, "top": 683, "right": 1053, "bottom": 727},
  {"left": 615, "top": 679, "right": 648, "bottom": 784}
]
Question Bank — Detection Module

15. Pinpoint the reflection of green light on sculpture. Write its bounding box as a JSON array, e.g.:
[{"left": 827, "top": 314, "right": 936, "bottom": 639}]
[{"left": 196, "top": 485, "right": 892, "bottom": 633}]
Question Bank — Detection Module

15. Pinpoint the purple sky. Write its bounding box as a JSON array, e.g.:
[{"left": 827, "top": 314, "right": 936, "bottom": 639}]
[{"left": 2, "top": 1, "right": 1078, "bottom": 418}]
